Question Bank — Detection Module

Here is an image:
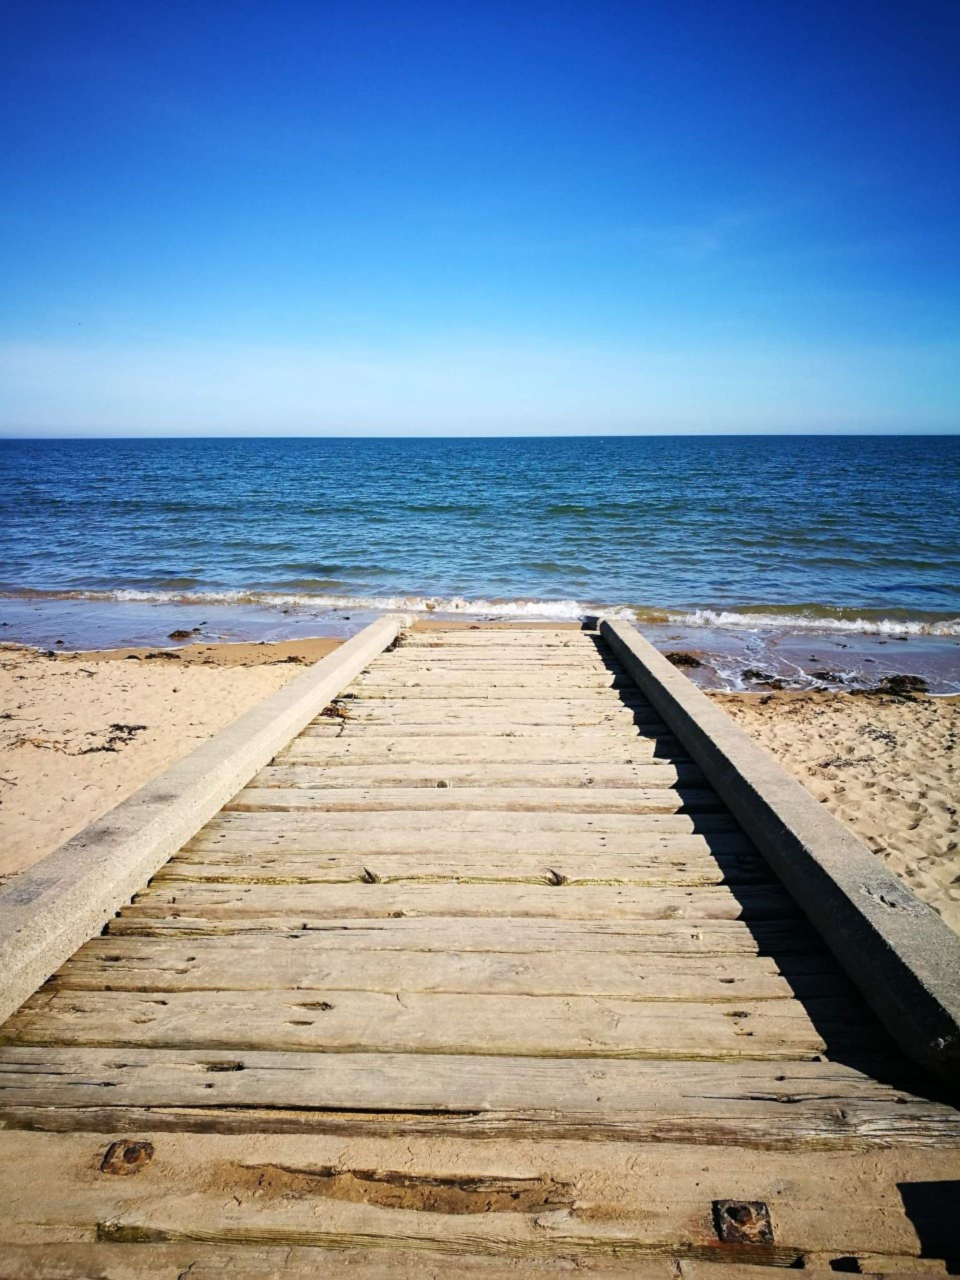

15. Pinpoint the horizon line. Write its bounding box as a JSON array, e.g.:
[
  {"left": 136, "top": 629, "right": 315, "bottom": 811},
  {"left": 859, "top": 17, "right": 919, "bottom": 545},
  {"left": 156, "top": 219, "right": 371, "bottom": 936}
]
[{"left": 1, "top": 430, "right": 958, "bottom": 442}]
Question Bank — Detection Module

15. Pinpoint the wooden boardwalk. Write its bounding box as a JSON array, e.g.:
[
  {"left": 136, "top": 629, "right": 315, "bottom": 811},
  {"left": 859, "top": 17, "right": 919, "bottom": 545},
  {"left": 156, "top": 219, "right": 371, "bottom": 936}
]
[{"left": 1, "top": 623, "right": 959, "bottom": 1276}]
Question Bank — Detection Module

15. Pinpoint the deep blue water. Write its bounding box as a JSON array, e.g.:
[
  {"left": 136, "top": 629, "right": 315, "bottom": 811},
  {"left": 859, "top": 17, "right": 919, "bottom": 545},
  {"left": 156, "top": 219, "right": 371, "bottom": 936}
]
[{"left": 1, "top": 436, "right": 958, "bottom": 633}]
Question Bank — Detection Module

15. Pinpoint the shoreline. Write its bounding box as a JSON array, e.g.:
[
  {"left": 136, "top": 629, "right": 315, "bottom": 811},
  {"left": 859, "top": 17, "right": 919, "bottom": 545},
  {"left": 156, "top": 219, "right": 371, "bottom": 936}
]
[{"left": 2, "top": 593, "right": 958, "bottom": 693}]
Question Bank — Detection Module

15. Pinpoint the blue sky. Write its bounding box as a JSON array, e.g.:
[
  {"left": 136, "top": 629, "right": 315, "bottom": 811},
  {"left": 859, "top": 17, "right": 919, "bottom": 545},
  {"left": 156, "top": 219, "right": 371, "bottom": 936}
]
[{"left": 1, "top": 0, "right": 958, "bottom": 435}]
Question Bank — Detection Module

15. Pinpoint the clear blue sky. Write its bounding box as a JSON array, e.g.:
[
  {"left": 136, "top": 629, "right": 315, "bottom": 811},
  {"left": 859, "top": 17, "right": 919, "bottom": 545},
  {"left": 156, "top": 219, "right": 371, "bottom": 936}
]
[{"left": 1, "top": 0, "right": 958, "bottom": 435}]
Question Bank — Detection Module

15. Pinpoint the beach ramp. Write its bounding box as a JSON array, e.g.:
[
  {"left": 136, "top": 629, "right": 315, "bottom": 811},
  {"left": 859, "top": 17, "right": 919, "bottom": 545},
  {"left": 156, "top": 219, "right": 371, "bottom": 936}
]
[{"left": 1, "top": 618, "right": 959, "bottom": 1276}]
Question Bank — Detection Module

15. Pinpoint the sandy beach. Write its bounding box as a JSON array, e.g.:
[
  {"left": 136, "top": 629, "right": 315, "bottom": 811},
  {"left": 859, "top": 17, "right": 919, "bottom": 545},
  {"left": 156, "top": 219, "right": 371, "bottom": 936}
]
[
  {"left": 1, "top": 635, "right": 956, "bottom": 933},
  {"left": 0, "top": 638, "right": 339, "bottom": 882},
  {"left": 716, "top": 689, "right": 960, "bottom": 932}
]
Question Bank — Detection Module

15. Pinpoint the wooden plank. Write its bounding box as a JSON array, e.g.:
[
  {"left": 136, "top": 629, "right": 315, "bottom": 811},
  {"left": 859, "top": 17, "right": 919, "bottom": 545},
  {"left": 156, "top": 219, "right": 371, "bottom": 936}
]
[
  {"left": 358, "top": 667, "right": 629, "bottom": 683},
  {"left": 399, "top": 640, "right": 601, "bottom": 650},
  {"left": 379, "top": 653, "right": 617, "bottom": 666},
  {"left": 45, "top": 937, "right": 834, "bottom": 998},
  {"left": 224, "top": 786, "right": 725, "bottom": 816},
  {"left": 282, "top": 735, "right": 685, "bottom": 760},
  {"left": 401, "top": 637, "right": 599, "bottom": 647},
  {"left": 254, "top": 762, "right": 701, "bottom": 788},
  {"left": 303, "top": 715, "right": 664, "bottom": 734},
  {"left": 183, "top": 825, "right": 754, "bottom": 858},
  {"left": 2, "top": 1048, "right": 953, "bottom": 1152},
  {"left": 355, "top": 677, "right": 633, "bottom": 693},
  {"left": 158, "top": 849, "right": 771, "bottom": 888},
  {"left": 372, "top": 668, "right": 621, "bottom": 681},
  {"left": 336, "top": 691, "right": 651, "bottom": 705},
  {"left": 194, "top": 809, "right": 742, "bottom": 834},
  {"left": 0, "top": 1251, "right": 937, "bottom": 1280},
  {"left": 1, "top": 987, "right": 860, "bottom": 1058},
  {"left": 120, "top": 882, "right": 793, "bottom": 923},
  {"left": 346, "top": 688, "right": 649, "bottom": 702},
  {"left": 1, "top": 1130, "right": 955, "bottom": 1265},
  {"left": 103, "top": 915, "right": 828, "bottom": 954},
  {"left": 324, "top": 701, "right": 659, "bottom": 721},
  {"left": 0, "top": 1242, "right": 720, "bottom": 1280}
]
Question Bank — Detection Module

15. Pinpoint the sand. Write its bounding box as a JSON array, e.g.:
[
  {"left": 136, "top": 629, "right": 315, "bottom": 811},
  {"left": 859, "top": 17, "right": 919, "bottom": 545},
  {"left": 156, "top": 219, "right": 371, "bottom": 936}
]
[
  {"left": 2, "top": 639, "right": 957, "bottom": 934},
  {"left": 0, "top": 638, "right": 340, "bottom": 882},
  {"left": 714, "top": 690, "right": 960, "bottom": 932}
]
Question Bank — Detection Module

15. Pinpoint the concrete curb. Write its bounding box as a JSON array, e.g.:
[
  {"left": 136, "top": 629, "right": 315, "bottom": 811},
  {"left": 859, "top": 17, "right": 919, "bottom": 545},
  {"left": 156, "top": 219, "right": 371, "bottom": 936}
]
[
  {"left": 0, "top": 614, "right": 410, "bottom": 1027},
  {"left": 600, "top": 618, "right": 960, "bottom": 1079}
]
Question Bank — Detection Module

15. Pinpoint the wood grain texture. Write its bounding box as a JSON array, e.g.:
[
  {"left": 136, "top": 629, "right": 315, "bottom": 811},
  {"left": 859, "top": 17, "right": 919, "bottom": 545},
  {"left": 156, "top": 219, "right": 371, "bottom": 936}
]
[
  {"left": 2, "top": 1048, "right": 952, "bottom": 1151},
  {"left": 1, "top": 1130, "right": 958, "bottom": 1264},
  {"left": 224, "top": 786, "right": 724, "bottom": 815},
  {"left": 283, "top": 734, "right": 686, "bottom": 759},
  {"left": 1, "top": 987, "right": 860, "bottom": 1058},
  {"left": 157, "top": 848, "right": 772, "bottom": 888},
  {"left": 44, "top": 936, "right": 820, "bottom": 996},
  {"left": 119, "top": 881, "right": 796, "bottom": 923},
  {"left": 252, "top": 761, "right": 702, "bottom": 788},
  {"left": 193, "top": 808, "right": 743, "bottom": 833}
]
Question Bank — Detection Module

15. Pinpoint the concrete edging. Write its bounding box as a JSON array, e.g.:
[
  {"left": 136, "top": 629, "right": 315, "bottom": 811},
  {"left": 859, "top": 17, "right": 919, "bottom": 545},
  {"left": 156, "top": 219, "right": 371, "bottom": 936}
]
[
  {"left": 0, "top": 613, "right": 410, "bottom": 1027},
  {"left": 600, "top": 617, "right": 960, "bottom": 1079}
]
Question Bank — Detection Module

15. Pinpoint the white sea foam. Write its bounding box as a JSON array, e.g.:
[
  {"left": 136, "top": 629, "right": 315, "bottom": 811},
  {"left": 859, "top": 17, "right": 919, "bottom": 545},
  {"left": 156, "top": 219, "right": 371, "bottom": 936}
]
[
  {"left": 3, "top": 588, "right": 958, "bottom": 635},
  {"left": 16, "top": 588, "right": 635, "bottom": 620},
  {"left": 664, "top": 608, "right": 960, "bottom": 637}
]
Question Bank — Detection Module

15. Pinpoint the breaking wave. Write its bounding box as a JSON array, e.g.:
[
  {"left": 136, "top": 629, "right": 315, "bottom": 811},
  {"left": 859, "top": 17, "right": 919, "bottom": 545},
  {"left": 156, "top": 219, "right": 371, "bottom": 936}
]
[
  {"left": 2, "top": 587, "right": 958, "bottom": 635},
  {"left": 654, "top": 607, "right": 960, "bottom": 637}
]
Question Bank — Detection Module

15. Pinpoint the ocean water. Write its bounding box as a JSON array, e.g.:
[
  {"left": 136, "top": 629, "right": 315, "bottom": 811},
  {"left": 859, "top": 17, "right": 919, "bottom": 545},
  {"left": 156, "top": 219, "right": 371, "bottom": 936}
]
[{"left": 2, "top": 436, "right": 959, "bottom": 689}]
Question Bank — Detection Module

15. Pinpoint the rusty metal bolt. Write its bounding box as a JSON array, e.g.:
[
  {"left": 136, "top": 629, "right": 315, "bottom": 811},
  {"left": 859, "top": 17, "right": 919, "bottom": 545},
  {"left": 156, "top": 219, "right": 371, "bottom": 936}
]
[
  {"left": 713, "top": 1199, "right": 774, "bottom": 1245},
  {"left": 100, "top": 1140, "right": 155, "bottom": 1175}
]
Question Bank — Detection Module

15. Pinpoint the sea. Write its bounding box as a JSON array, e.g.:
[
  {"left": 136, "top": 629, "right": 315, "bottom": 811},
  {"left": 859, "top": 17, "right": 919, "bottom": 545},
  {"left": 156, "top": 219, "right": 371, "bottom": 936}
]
[{"left": 2, "top": 435, "right": 959, "bottom": 692}]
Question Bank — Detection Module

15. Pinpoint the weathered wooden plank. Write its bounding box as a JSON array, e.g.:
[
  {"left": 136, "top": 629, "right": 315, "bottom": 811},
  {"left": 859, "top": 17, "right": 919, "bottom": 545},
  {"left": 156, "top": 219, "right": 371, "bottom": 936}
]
[
  {"left": 389, "top": 633, "right": 603, "bottom": 645},
  {"left": 333, "top": 691, "right": 652, "bottom": 706},
  {"left": 45, "top": 937, "right": 833, "bottom": 998},
  {"left": 283, "top": 735, "right": 685, "bottom": 760},
  {"left": 318, "top": 714, "right": 667, "bottom": 732},
  {"left": 224, "top": 786, "right": 724, "bottom": 816},
  {"left": 102, "top": 915, "right": 829, "bottom": 954},
  {"left": 194, "top": 809, "right": 742, "bottom": 834},
  {"left": 0, "top": 1249, "right": 935, "bottom": 1280},
  {"left": 255, "top": 762, "right": 701, "bottom": 789},
  {"left": 317, "top": 707, "right": 661, "bottom": 729},
  {"left": 1, "top": 987, "right": 862, "bottom": 1058},
  {"left": 0, "top": 1242, "right": 733, "bottom": 1280},
  {"left": 379, "top": 653, "right": 617, "bottom": 667},
  {"left": 183, "top": 825, "right": 754, "bottom": 858},
  {"left": 121, "top": 882, "right": 793, "bottom": 923},
  {"left": 345, "top": 689, "right": 651, "bottom": 704},
  {"left": 355, "top": 681, "right": 634, "bottom": 698},
  {"left": 1, "top": 1130, "right": 956, "bottom": 1264},
  {"left": 158, "top": 849, "right": 771, "bottom": 888},
  {"left": 357, "top": 669, "right": 630, "bottom": 687},
  {"left": 1, "top": 1049, "right": 952, "bottom": 1151},
  {"left": 400, "top": 638, "right": 599, "bottom": 649},
  {"left": 363, "top": 680, "right": 630, "bottom": 694}
]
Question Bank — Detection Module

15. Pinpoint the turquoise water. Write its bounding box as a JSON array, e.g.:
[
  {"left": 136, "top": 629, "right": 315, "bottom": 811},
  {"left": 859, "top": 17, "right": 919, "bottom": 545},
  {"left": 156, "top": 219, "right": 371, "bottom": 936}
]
[
  {"left": 1, "top": 436, "right": 959, "bottom": 689},
  {"left": 2, "top": 436, "right": 958, "bottom": 624}
]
